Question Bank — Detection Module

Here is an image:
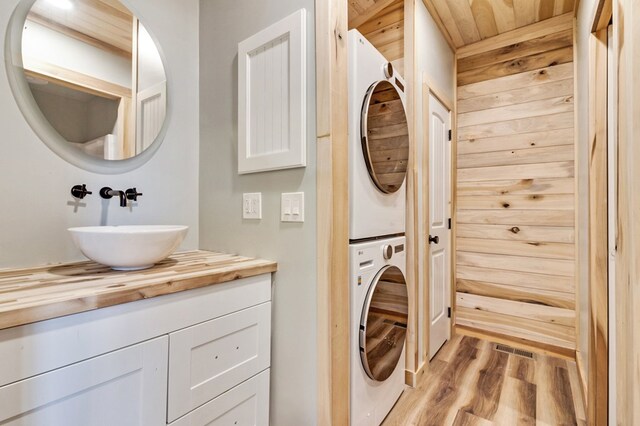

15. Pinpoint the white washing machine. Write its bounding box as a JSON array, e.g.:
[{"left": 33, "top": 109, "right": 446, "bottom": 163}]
[
  {"left": 350, "top": 236, "right": 408, "bottom": 425},
  {"left": 348, "top": 30, "right": 408, "bottom": 241}
]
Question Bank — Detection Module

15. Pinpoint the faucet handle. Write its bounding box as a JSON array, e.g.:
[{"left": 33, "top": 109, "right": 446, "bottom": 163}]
[
  {"left": 125, "top": 188, "right": 143, "bottom": 202},
  {"left": 71, "top": 184, "right": 92, "bottom": 199}
]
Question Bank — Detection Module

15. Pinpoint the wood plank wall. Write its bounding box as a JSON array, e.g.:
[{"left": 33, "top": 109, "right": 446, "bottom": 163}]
[
  {"left": 356, "top": 0, "right": 405, "bottom": 74},
  {"left": 454, "top": 27, "right": 577, "bottom": 351}
]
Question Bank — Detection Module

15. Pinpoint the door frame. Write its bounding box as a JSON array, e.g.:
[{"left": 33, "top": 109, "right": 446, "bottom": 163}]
[
  {"left": 419, "top": 71, "right": 455, "bottom": 370},
  {"left": 586, "top": 1, "right": 612, "bottom": 424}
]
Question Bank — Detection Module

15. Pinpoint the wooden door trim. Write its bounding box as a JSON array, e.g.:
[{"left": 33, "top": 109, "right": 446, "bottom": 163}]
[
  {"left": 315, "top": 0, "right": 349, "bottom": 424},
  {"left": 587, "top": 17, "right": 609, "bottom": 426}
]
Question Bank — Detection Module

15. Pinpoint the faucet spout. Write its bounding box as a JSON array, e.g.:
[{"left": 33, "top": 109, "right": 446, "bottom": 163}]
[{"left": 99, "top": 187, "right": 128, "bottom": 207}]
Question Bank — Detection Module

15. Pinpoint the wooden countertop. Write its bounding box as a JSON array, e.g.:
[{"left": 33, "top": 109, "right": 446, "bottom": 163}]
[{"left": 0, "top": 250, "right": 277, "bottom": 330}]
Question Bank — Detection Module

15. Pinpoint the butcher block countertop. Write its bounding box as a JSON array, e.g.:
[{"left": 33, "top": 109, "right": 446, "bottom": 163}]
[{"left": 0, "top": 250, "right": 277, "bottom": 331}]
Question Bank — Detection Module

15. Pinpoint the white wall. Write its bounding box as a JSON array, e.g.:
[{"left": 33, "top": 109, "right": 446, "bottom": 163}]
[
  {"left": 0, "top": 0, "right": 199, "bottom": 268},
  {"left": 137, "top": 22, "right": 165, "bottom": 91},
  {"left": 22, "top": 20, "right": 132, "bottom": 88},
  {"left": 575, "top": 0, "right": 593, "bottom": 387},
  {"left": 414, "top": 0, "right": 455, "bottom": 362},
  {"left": 198, "top": 0, "right": 316, "bottom": 424}
]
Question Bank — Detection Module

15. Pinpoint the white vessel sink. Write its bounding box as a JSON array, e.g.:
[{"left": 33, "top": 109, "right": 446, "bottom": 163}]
[{"left": 68, "top": 225, "right": 189, "bottom": 270}]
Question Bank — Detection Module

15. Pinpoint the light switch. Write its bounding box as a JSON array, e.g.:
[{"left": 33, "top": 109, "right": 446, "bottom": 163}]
[
  {"left": 281, "top": 192, "right": 304, "bottom": 222},
  {"left": 243, "top": 193, "right": 262, "bottom": 219}
]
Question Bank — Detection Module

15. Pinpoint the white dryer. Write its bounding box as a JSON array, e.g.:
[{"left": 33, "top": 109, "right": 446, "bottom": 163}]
[
  {"left": 348, "top": 30, "right": 408, "bottom": 241},
  {"left": 350, "top": 236, "right": 408, "bottom": 425}
]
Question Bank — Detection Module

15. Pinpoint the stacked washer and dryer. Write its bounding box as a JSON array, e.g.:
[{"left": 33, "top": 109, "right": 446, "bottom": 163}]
[{"left": 348, "top": 30, "right": 410, "bottom": 426}]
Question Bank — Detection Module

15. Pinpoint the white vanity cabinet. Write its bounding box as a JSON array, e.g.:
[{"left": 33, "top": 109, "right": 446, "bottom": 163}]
[{"left": 0, "top": 269, "right": 273, "bottom": 426}]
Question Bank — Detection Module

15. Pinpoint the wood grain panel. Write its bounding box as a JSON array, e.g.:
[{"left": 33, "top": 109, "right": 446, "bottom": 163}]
[
  {"left": 458, "top": 63, "right": 573, "bottom": 99},
  {"left": 458, "top": 144, "right": 574, "bottom": 168},
  {"left": 457, "top": 161, "right": 574, "bottom": 182},
  {"left": 458, "top": 95, "right": 573, "bottom": 128},
  {"left": 469, "top": 0, "right": 498, "bottom": 40},
  {"left": 456, "top": 265, "right": 574, "bottom": 293},
  {"left": 457, "top": 237, "right": 575, "bottom": 260},
  {"left": 456, "top": 307, "right": 575, "bottom": 349},
  {"left": 456, "top": 223, "right": 574, "bottom": 243},
  {"left": 457, "top": 128, "right": 573, "bottom": 155},
  {"left": 458, "top": 46, "right": 573, "bottom": 86},
  {"left": 456, "top": 252, "right": 574, "bottom": 277},
  {"left": 356, "top": 0, "right": 404, "bottom": 67},
  {"left": 458, "top": 29, "right": 573, "bottom": 73},
  {"left": 458, "top": 112, "right": 574, "bottom": 141},
  {"left": 457, "top": 194, "right": 574, "bottom": 211},
  {"left": 458, "top": 78, "right": 574, "bottom": 113},
  {"left": 456, "top": 209, "right": 574, "bottom": 226},
  {"left": 456, "top": 292, "right": 575, "bottom": 326},
  {"left": 446, "top": 0, "right": 481, "bottom": 45},
  {"left": 457, "top": 279, "right": 575, "bottom": 309},
  {"left": 457, "top": 177, "right": 574, "bottom": 197}
]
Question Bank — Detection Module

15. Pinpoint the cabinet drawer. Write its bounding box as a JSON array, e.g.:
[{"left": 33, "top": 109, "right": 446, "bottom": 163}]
[
  {"left": 0, "top": 336, "right": 168, "bottom": 426},
  {"left": 168, "top": 302, "right": 271, "bottom": 422},
  {"left": 170, "top": 369, "right": 269, "bottom": 426}
]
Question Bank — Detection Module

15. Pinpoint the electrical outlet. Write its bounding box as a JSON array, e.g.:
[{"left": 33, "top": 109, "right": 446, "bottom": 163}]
[
  {"left": 243, "top": 193, "right": 262, "bottom": 219},
  {"left": 281, "top": 192, "right": 304, "bottom": 222}
]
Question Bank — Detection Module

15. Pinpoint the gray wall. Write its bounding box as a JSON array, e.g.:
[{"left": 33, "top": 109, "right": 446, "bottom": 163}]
[
  {"left": 198, "top": 1, "right": 317, "bottom": 424},
  {"left": 575, "top": 0, "right": 594, "bottom": 377},
  {"left": 0, "top": 0, "right": 200, "bottom": 268}
]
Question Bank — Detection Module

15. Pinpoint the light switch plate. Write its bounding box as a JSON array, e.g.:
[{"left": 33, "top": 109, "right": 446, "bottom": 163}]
[
  {"left": 243, "top": 193, "right": 262, "bottom": 219},
  {"left": 281, "top": 192, "right": 304, "bottom": 222}
]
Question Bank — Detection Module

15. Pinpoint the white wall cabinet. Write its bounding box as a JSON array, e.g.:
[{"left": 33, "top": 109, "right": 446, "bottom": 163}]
[{"left": 0, "top": 274, "right": 272, "bottom": 426}]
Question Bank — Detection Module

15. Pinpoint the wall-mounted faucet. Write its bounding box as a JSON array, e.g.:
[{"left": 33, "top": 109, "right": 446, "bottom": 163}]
[{"left": 100, "top": 187, "right": 128, "bottom": 207}]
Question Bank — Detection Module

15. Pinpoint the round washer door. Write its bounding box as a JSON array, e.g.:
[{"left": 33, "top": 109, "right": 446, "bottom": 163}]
[
  {"left": 359, "top": 265, "right": 409, "bottom": 382},
  {"left": 361, "top": 80, "right": 409, "bottom": 194}
]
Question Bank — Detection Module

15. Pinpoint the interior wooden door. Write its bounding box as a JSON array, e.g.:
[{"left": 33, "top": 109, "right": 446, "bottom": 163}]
[{"left": 428, "top": 92, "right": 452, "bottom": 360}]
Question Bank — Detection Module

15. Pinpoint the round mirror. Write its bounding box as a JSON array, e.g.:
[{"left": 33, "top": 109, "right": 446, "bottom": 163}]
[
  {"left": 5, "top": 0, "right": 168, "bottom": 173},
  {"left": 359, "top": 265, "right": 408, "bottom": 382},
  {"left": 361, "top": 80, "right": 409, "bottom": 194}
]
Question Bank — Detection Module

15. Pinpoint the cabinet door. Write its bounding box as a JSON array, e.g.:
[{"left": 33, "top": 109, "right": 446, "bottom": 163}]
[
  {"left": 170, "top": 369, "right": 269, "bottom": 426},
  {"left": 168, "top": 302, "right": 271, "bottom": 422},
  {"left": 0, "top": 336, "right": 168, "bottom": 426}
]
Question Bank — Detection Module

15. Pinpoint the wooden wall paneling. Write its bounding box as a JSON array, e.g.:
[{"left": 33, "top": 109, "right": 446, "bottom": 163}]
[
  {"left": 348, "top": 0, "right": 398, "bottom": 29},
  {"left": 455, "top": 23, "right": 577, "bottom": 353},
  {"left": 458, "top": 62, "right": 574, "bottom": 99},
  {"left": 587, "top": 27, "right": 608, "bottom": 426},
  {"left": 457, "top": 12, "right": 573, "bottom": 59},
  {"left": 420, "top": 76, "right": 430, "bottom": 375},
  {"left": 315, "top": 0, "right": 349, "bottom": 423},
  {"left": 457, "top": 46, "right": 574, "bottom": 86},
  {"left": 613, "top": 0, "right": 640, "bottom": 422},
  {"left": 457, "top": 209, "right": 574, "bottom": 227},
  {"left": 468, "top": 0, "right": 498, "bottom": 40},
  {"left": 513, "top": 0, "right": 536, "bottom": 27},
  {"left": 356, "top": 0, "right": 405, "bottom": 73}
]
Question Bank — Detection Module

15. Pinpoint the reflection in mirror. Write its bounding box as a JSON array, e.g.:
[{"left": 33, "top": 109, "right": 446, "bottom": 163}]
[{"left": 21, "top": 0, "right": 166, "bottom": 160}]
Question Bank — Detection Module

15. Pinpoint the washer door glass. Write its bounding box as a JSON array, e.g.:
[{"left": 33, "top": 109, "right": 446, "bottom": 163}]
[
  {"left": 360, "top": 265, "right": 408, "bottom": 382},
  {"left": 361, "top": 81, "right": 409, "bottom": 194}
]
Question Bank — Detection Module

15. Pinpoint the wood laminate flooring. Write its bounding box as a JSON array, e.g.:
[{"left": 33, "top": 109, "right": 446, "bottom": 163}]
[{"left": 383, "top": 334, "right": 586, "bottom": 425}]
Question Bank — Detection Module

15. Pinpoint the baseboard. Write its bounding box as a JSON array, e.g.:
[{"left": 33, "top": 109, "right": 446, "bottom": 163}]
[
  {"left": 454, "top": 325, "right": 575, "bottom": 360},
  {"left": 575, "top": 349, "right": 588, "bottom": 410}
]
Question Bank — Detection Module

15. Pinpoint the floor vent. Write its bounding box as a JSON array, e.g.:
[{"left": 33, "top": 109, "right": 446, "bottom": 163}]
[{"left": 494, "top": 343, "right": 534, "bottom": 359}]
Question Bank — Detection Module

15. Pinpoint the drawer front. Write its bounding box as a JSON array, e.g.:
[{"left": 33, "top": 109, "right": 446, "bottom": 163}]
[
  {"left": 168, "top": 302, "right": 271, "bottom": 422},
  {"left": 170, "top": 369, "right": 269, "bottom": 426},
  {"left": 0, "top": 336, "right": 168, "bottom": 426}
]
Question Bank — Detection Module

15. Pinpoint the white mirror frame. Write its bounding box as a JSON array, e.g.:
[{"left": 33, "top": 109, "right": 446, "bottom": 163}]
[{"left": 3, "top": 0, "right": 171, "bottom": 174}]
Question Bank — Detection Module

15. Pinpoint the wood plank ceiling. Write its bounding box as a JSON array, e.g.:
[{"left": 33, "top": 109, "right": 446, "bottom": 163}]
[
  {"left": 28, "top": 0, "right": 133, "bottom": 56},
  {"left": 349, "top": 0, "right": 577, "bottom": 51},
  {"left": 424, "top": 0, "right": 576, "bottom": 48}
]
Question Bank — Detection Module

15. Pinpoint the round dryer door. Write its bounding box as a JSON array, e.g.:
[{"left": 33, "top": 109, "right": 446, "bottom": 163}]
[
  {"left": 361, "top": 80, "right": 409, "bottom": 194},
  {"left": 360, "top": 265, "right": 409, "bottom": 382}
]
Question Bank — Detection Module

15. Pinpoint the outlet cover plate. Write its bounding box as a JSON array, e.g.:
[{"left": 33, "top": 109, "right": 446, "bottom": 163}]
[
  {"left": 281, "top": 192, "right": 304, "bottom": 222},
  {"left": 243, "top": 193, "right": 262, "bottom": 219}
]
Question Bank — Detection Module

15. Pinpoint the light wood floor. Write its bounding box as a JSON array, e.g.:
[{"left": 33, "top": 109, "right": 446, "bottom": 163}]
[{"left": 383, "top": 334, "right": 586, "bottom": 426}]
